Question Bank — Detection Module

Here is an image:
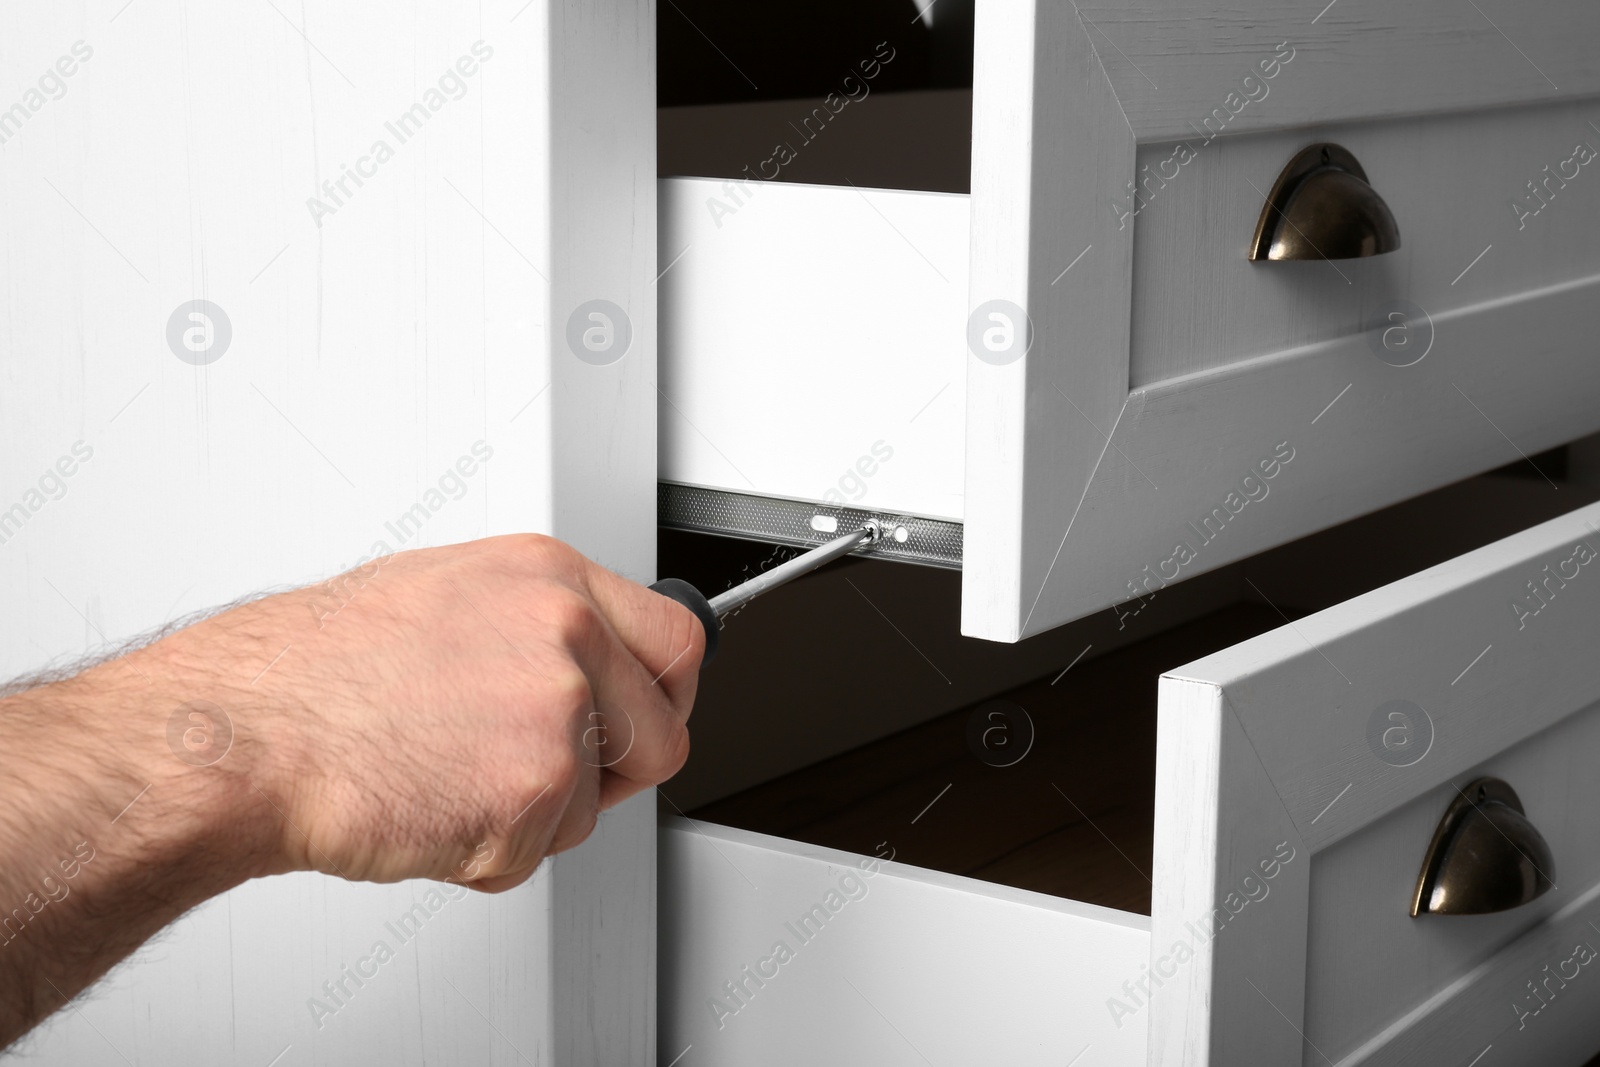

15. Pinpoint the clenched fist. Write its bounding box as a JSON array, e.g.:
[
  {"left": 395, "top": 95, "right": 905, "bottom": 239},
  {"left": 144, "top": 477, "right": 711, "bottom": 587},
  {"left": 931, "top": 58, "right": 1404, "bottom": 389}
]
[{"left": 221, "top": 534, "right": 702, "bottom": 888}]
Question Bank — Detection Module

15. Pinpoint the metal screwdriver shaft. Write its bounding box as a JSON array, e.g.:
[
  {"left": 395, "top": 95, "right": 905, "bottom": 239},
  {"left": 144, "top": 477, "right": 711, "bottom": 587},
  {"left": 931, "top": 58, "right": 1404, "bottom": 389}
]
[
  {"left": 709, "top": 521, "right": 883, "bottom": 616},
  {"left": 649, "top": 521, "right": 885, "bottom": 668}
]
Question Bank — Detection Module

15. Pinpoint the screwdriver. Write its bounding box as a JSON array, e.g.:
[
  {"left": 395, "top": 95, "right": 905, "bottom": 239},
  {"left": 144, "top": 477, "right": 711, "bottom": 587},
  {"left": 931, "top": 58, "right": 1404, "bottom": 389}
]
[{"left": 649, "top": 520, "right": 885, "bottom": 666}]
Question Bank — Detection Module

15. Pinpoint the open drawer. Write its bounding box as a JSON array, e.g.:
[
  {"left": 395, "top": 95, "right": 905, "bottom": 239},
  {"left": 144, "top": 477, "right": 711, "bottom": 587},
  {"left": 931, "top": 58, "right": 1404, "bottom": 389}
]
[
  {"left": 656, "top": 0, "right": 1600, "bottom": 641},
  {"left": 659, "top": 472, "right": 1600, "bottom": 1065}
]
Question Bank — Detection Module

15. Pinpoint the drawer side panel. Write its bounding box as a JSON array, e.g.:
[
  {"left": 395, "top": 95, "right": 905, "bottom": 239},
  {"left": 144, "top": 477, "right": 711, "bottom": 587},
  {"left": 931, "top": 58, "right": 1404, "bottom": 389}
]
[{"left": 659, "top": 819, "right": 1148, "bottom": 1067}]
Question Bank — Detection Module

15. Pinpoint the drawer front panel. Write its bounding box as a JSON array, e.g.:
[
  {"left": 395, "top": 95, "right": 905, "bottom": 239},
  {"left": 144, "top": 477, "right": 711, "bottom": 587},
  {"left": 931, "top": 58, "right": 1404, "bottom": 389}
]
[
  {"left": 1156, "top": 501, "right": 1600, "bottom": 1065},
  {"left": 659, "top": 820, "right": 1148, "bottom": 1067},
  {"left": 1129, "top": 98, "right": 1600, "bottom": 387},
  {"left": 964, "top": 0, "right": 1600, "bottom": 641},
  {"left": 1311, "top": 705, "right": 1600, "bottom": 1062},
  {"left": 1075, "top": 2, "right": 1600, "bottom": 141}
]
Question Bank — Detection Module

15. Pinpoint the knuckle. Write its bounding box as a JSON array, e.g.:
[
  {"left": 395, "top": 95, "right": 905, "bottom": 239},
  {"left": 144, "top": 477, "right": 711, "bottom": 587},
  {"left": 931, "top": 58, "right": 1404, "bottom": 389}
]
[
  {"left": 453, "top": 838, "right": 502, "bottom": 882},
  {"left": 655, "top": 720, "right": 692, "bottom": 781},
  {"left": 548, "top": 665, "right": 595, "bottom": 717},
  {"left": 559, "top": 810, "right": 600, "bottom": 853},
  {"left": 625, "top": 713, "right": 690, "bottom": 784},
  {"left": 507, "top": 533, "right": 583, "bottom": 578},
  {"left": 666, "top": 599, "right": 706, "bottom": 669},
  {"left": 546, "top": 589, "right": 604, "bottom": 651},
  {"left": 541, "top": 744, "right": 583, "bottom": 804},
  {"left": 507, "top": 531, "right": 560, "bottom": 557}
]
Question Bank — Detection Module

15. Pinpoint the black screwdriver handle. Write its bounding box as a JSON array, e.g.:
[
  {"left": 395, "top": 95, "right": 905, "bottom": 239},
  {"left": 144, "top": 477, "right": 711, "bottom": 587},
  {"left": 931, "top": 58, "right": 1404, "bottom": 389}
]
[{"left": 649, "top": 578, "right": 719, "bottom": 667}]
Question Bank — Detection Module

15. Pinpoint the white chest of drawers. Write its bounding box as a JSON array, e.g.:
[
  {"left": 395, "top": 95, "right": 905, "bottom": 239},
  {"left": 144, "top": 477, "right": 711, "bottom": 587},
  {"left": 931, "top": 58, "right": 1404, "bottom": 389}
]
[{"left": 652, "top": 1, "right": 1600, "bottom": 1063}]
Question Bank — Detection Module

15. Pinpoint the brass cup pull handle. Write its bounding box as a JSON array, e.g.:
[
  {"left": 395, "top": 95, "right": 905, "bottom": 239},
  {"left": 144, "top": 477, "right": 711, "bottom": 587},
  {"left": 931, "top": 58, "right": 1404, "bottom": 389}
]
[
  {"left": 1250, "top": 142, "right": 1401, "bottom": 262},
  {"left": 1411, "top": 777, "right": 1556, "bottom": 917}
]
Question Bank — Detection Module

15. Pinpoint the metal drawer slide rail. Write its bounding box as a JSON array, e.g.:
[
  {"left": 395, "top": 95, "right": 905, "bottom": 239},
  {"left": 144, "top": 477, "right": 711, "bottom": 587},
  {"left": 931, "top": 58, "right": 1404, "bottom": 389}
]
[{"left": 659, "top": 483, "right": 963, "bottom": 570}]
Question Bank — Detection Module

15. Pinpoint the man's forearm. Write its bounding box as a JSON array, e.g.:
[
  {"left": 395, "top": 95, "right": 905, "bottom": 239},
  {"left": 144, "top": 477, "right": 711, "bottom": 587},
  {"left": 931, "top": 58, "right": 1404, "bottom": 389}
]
[{"left": 0, "top": 643, "right": 278, "bottom": 1046}]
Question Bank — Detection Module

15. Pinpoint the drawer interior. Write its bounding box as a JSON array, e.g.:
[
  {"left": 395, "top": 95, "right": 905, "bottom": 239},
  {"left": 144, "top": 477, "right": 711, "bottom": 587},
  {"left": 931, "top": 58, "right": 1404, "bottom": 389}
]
[
  {"left": 658, "top": 0, "right": 974, "bottom": 192},
  {"left": 654, "top": 2, "right": 977, "bottom": 530},
  {"left": 686, "top": 603, "right": 1282, "bottom": 915}
]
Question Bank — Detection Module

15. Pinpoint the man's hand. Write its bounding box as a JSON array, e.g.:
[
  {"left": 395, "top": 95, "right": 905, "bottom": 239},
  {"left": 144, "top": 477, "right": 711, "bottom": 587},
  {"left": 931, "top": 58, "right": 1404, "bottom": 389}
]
[
  {"left": 210, "top": 533, "right": 702, "bottom": 889},
  {"left": 0, "top": 534, "right": 704, "bottom": 1045}
]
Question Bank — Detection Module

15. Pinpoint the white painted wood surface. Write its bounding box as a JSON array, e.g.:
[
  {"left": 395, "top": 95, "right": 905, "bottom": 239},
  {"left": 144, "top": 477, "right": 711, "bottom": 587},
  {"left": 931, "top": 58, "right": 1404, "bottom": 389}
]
[
  {"left": 658, "top": 178, "right": 969, "bottom": 522},
  {"left": 962, "top": 0, "right": 1137, "bottom": 641},
  {"left": 961, "top": 0, "right": 1600, "bottom": 641},
  {"left": 1130, "top": 100, "right": 1600, "bottom": 385},
  {"left": 1342, "top": 871, "right": 1600, "bottom": 1066},
  {"left": 1072, "top": 1, "right": 1600, "bottom": 141},
  {"left": 1158, "top": 500, "right": 1600, "bottom": 1064},
  {"left": 658, "top": 818, "right": 1148, "bottom": 1067},
  {"left": 1320, "top": 704, "right": 1600, "bottom": 1066},
  {"left": 0, "top": 2, "right": 657, "bottom": 1063},
  {"left": 1150, "top": 679, "right": 1309, "bottom": 1067}
]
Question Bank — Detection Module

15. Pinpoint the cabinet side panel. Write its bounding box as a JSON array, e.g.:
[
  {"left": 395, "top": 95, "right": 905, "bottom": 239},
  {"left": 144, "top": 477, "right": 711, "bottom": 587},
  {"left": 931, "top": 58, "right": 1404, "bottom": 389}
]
[
  {"left": 545, "top": 3, "right": 661, "bottom": 1062},
  {"left": 0, "top": 1, "right": 657, "bottom": 1062}
]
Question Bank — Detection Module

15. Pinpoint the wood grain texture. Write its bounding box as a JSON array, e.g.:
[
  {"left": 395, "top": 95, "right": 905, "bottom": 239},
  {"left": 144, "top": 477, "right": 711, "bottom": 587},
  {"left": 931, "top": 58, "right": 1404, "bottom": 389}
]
[
  {"left": 961, "top": 0, "right": 1139, "bottom": 643},
  {"left": 1129, "top": 100, "right": 1600, "bottom": 385},
  {"left": 1173, "top": 501, "right": 1600, "bottom": 853},
  {"left": 1316, "top": 704, "right": 1600, "bottom": 1064},
  {"left": 1016, "top": 273, "right": 1600, "bottom": 641},
  {"left": 1150, "top": 678, "right": 1310, "bottom": 1067},
  {"left": 1075, "top": 1, "right": 1600, "bottom": 142},
  {"left": 1163, "top": 500, "right": 1600, "bottom": 1063},
  {"left": 960, "top": 0, "right": 1600, "bottom": 641},
  {"left": 1342, "top": 876, "right": 1600, "bottom": 1067},
  {"left": 0, "top": 1, "right": 657, "bottom": 1063}
]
